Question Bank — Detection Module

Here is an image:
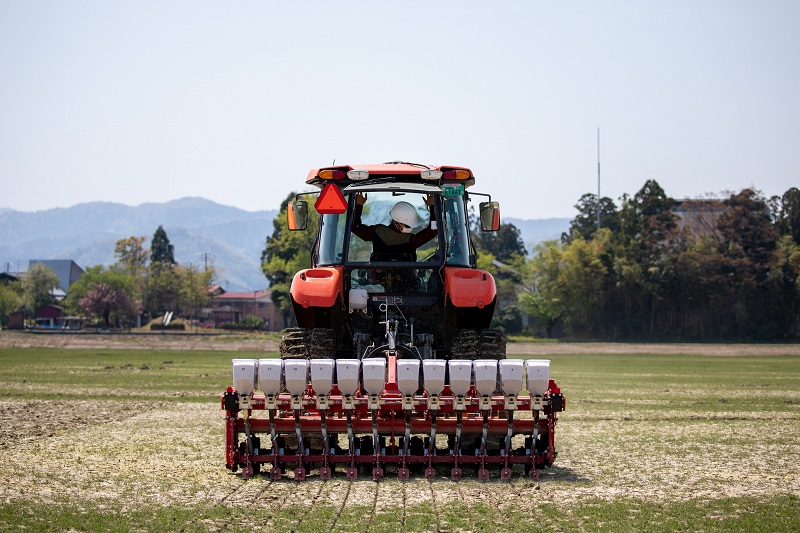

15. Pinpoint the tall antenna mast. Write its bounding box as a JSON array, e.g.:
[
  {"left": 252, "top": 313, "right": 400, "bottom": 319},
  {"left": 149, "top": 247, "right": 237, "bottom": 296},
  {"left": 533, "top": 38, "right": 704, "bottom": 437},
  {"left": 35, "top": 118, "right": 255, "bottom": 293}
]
[{"left": 597, "top": 127, "right": 601, "bottom": 231}]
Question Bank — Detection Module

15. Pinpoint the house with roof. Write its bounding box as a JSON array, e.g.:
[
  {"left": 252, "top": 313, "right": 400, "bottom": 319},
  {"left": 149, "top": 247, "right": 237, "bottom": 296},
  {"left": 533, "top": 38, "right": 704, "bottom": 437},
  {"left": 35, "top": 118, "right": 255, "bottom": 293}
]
[
  {"left": 28, "top": 260, "right": 84, "bottom": 293},
  {"left": 0, "top": 272, "right": 21, "bottom": 285},
  {"left": 207, "top": 287, "right": 282, "bottom": 331},
  {"left": 673, "top": 199, "right": 727, "bottom": 238}
]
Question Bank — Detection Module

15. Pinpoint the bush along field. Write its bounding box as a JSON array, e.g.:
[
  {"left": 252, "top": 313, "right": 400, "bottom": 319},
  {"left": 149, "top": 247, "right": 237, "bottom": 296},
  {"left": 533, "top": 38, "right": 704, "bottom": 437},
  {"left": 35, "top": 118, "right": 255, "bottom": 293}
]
[{"left": 0, "top": 343, "right": 798, "bottom": 532}]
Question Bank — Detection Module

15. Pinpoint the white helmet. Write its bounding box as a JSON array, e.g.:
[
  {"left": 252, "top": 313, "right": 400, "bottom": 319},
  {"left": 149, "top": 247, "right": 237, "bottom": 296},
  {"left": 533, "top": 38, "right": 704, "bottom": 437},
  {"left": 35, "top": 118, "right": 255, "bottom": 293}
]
[{"left": 390, "top": 201, "right": 420, "bottom": 227}]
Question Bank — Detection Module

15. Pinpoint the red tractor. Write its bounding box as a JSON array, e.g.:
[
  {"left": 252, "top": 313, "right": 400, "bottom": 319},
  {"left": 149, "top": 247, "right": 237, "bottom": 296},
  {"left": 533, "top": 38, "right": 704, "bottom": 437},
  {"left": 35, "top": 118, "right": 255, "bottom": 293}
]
[{"left": 224, "top": 162, "right": 564, "bottom": 480}]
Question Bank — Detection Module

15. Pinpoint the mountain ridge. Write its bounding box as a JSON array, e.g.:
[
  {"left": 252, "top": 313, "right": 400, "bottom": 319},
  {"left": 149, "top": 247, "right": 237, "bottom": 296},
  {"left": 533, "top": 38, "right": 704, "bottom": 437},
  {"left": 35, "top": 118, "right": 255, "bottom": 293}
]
[{"left": 0, "top": 198, "right": 570, "bottom": 290}]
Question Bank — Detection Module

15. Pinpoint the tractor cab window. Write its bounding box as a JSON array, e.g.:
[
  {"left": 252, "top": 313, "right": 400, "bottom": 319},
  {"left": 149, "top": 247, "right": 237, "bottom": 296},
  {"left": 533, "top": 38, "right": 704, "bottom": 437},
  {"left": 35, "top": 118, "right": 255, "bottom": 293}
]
[
  {"left": 442, "top": 195, "right": 470, "bottom": 267},
  {"left": 317, "top": 213, "right": 347, "bottom": 265},
  {"left": 347, "top": 191, "right": 437, "bottom": 263}
]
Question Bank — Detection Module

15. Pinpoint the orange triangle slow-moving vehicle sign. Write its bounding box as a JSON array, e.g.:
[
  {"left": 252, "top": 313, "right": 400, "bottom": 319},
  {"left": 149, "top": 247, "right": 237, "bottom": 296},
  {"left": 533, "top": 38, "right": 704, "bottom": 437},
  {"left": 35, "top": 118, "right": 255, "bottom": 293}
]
[{"left": 315, "top": 183, "right": 348, "bottom": 214}]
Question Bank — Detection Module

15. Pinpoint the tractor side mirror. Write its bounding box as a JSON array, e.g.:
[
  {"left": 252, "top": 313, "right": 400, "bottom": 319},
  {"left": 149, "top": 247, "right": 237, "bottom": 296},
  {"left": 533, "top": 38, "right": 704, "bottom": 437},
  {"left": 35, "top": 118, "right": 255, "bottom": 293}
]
[
  {"left": 479, "top": 201, "right": 500, "bottom": 231},
  {"left": 287, "top": 200, "right": 308, "bottom": 231}
]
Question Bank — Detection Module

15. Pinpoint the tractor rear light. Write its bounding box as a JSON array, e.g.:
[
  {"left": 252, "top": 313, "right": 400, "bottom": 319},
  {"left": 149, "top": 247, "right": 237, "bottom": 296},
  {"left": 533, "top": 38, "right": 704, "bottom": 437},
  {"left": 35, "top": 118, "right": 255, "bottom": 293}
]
[
  {"left": 420, "top": 169, "right": 443, "bottom": 180},
  {"left": 319, "top": 169, "right": 347, "bottom": 180},
  {"left": 347, "top": 169, "right": 369, "bottom": 180},
  {"left": 441, "top": 169, "right": 471, "bottom": 180}
]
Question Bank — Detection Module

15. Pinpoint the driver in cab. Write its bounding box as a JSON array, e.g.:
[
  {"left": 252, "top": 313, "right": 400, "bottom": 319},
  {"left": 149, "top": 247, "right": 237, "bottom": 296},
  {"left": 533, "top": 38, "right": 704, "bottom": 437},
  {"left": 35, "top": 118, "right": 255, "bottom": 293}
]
[{"left": 352, "top": 193, "right": 436, "bottom": 262}]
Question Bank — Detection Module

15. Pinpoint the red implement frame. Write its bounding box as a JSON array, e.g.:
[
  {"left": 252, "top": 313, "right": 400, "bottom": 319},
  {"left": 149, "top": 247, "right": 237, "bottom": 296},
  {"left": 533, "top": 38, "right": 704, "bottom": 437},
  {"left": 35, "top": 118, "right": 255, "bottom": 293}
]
[{"left": 223, "top": 355, "right": 564, "bottom": 481}]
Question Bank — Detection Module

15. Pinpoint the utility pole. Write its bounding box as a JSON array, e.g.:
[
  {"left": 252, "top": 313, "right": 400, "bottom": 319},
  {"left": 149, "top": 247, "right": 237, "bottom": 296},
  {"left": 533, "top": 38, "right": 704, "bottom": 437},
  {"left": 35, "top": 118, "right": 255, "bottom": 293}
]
[
  {"left": 201, "top": 253, "right": 212, "bottom": 271},
  {"left": 597, "top": 127, "right": 601, "bottom": 232}
]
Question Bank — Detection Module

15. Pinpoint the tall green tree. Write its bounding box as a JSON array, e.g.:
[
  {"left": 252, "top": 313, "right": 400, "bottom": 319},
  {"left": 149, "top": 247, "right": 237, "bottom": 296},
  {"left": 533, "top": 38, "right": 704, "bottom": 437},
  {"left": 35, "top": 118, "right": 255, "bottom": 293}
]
[
  {"left": 711, "top": 188, "right": 779, "bottom": 337},
  {"left": 768, "top": 235, "right": 800, "bottom": 338},
  {"left": 144, "top": 263, "right": 181, "bottom": 316},
  {"left": 112, "top": 235, "right": 148, "bottom": 307},
  {"left": 775, "top": 187, "right": 800, "bottom": 245},
  {"left": 261, "top": 193, "right": 319, "bottom": 327},
  {"left": 520, "top": 241, "right": 565, "bottom": 338},
  {"left": 21, "top": 263, "right": 60, "bottom": 314},
  {"left": 0, "top": 282, "right": 23, "bottom": 327},
  {"left": 178, "top": 264, "right": 214, "bottom": 319},
  {"left": 562, "top": 193, "right": 620, "bottom": 243},
  {"left": 616, "top": 180, "right": 680, "bottom": 336},
  {"left": 475, "top": 222, "right": 528, "bottom": 261},
  {"left": 150, "top": 226, "right": 175, "bottom": 265},
  {"left": 115, "top": 236, "right": 149, "bottom": 276}
]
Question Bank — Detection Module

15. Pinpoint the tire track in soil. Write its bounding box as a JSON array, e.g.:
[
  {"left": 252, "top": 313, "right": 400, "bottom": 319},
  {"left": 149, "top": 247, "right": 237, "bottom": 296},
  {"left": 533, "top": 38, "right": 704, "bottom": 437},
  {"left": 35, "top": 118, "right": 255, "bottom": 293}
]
[
  {"left": 474, "top": 483, "right": 499, "bottom": 528},
  {"left": 287, "top": 481, "right": 326, "bottom": 531},
  {"left": 457, "top": 484, "right": 476, "bottom": 532},
  {"left": 329, "top": 480, "right": 352, "bottom": 531},
  {"left": 363, "top": 481, "right": 380, "bottom": 530},
  {"left": 429, "top": 483, "right": 440, "bottom": 533},
  {"left": 402, "top": 482, "right": 408, "bottom": 529},
  {"left": 180, "top": 478, "right": 276, "bottom": 532}
]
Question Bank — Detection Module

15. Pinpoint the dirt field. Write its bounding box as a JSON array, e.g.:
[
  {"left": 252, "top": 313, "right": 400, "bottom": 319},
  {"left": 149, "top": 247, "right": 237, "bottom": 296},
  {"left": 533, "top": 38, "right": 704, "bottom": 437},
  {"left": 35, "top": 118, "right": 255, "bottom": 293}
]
[
  {"left": 3, "top": 330, "right": 799, "bottom": 356},
  {"left": 1, "top": 332, "right": 798, "bottom": 530}
]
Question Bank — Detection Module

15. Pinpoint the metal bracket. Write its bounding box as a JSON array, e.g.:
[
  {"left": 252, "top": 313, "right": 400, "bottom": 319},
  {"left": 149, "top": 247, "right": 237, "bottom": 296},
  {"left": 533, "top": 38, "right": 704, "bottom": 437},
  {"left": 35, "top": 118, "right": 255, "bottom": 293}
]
[
  {"left": 316, "top": 394, "right": 329, "bottom": 410},
  {"left": 504, "top": 395, "right": 518, "bottom": 410},
  {"left": 402, "top": 395, "right": 414, "bottom": 410},
  {"left": 478, "top": 395, "right": 492, "bottom": 411},
  {"left": 265, "top": 394, "right": 277, "bottom": 410},
  {"left": 454, "top": 396, "right": 467, "bottom": 411},
  {"left": 343, "top": 394, "right": 356, "bottom": 410},
  {"left": 428, "top": 394, "right": 441, "bottom": 410},
  {"left": 291, "top": 395, "right": 303, "bottom": 410},
  {"left": 238, "top": 395, "right": 252, "bottom": 410},
  {"left": 367, "top": 394, "right": 381, "bottom": 410}
]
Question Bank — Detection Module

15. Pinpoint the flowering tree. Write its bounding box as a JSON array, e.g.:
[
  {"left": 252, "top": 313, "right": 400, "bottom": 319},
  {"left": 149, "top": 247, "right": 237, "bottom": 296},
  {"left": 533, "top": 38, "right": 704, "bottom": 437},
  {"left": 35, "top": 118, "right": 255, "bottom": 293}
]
[{"left": 79, "top": 283, "right": 135, "bottom": 327}]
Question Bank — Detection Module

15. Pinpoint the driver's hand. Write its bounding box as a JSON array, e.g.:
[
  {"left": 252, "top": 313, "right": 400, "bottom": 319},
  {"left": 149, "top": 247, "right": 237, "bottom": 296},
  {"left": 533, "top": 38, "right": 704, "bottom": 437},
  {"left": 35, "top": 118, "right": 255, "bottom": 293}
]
[
  {"left": 424, "top": 194, "right": 434, "bottom": 207},
  {"left": 355, "top": 192, "right": 367, "bottom": 206}
]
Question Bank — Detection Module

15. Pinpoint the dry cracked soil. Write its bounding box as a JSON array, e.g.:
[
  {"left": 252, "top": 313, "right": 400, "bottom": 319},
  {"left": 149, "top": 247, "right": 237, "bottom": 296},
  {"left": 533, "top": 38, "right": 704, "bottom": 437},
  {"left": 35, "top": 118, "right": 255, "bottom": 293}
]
[{"left": 1, "top": 332, "right": 798, "bottom": 530}]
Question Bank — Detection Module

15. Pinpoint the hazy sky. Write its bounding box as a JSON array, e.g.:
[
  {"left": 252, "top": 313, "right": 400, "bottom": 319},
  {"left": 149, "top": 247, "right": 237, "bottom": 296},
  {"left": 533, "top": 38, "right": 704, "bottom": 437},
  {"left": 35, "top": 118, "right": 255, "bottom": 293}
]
[{"left": 1, "top": 1, "right": 798, "bottom": 219}]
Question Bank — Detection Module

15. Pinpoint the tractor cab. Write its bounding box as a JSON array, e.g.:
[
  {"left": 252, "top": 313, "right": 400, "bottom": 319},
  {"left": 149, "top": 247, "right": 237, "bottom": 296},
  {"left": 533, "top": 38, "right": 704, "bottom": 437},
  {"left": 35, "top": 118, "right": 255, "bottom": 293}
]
[
  {"left": 286, "top": 163, "right": 501, "bottom": 358},
  {"left": 289, "top": 164, "right": 500, "bottom": 290}
]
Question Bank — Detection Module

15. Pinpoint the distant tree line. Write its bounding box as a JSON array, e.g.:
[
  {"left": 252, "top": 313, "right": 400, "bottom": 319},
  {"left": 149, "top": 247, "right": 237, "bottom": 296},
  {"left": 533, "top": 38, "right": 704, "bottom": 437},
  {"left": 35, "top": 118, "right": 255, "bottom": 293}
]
[
  {"left": 0, "top": 225, "right": 215, "bottom": 329},
  {"left": 519, "top": 182, "right": 800, "bottom": 340}
]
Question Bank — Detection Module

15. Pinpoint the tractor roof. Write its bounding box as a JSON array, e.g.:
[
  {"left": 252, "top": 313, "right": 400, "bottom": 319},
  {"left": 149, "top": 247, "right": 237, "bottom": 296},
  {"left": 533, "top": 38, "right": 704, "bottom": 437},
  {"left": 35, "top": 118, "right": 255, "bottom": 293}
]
[{"left": 305, "top": 162, "right": 475, "bottom": 189}]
